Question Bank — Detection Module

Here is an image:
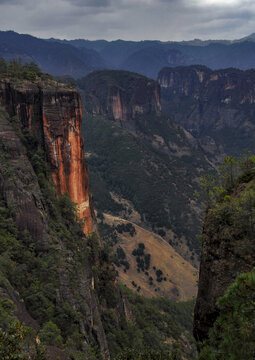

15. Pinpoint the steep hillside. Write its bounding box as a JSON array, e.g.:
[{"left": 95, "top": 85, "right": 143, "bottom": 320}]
[
  {"left": 159, "top": 65, "right": 255, "bottom": 156},
  {"left": 103, "top": 214, "right": 197, "bottom": 301},
  {"left": 197, "top": 269, "right": 255, "bottom": 359},
  {"left": 194, "top": 156, "right": 255, "bottom": 345},
  {"left": 78, "top": 70, "right": 220, "bottom": 266},
  {"left": 0, "top": 61, "right": 197, "bottom": 360},
  {"left": 0, "top": 94, "right": 109, "bottom": 358}
]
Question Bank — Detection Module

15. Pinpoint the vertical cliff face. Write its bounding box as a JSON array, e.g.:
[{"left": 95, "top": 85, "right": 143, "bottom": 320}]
[
  {"left": 41, "top": 90, "right": 96, "bottom": 234},
  {"left": 194, "top": 178, "right": 255, "bottom": 344},
  {"left": 0, "top": 80, "right": 96, "bottom": 234},
  {"left": 78, "top": 70, "right": 161, "bottom": 129},
  {"left": 158, "top": 65, "right": 255, "bottom": 103},
  {"left": 158, "top": 65, "right": 255, "bottom": 155},
  {"left": 0, "top": 79, "right": 110, "bottom": 359}
]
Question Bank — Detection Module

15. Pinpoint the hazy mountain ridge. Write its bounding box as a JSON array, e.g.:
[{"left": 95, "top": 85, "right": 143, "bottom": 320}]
[
  {"left": 0, "top": 31, "right": 108, "bottom": 78},
  {"left": 2, "top": 30, "right": 255, "bottom": 81}
]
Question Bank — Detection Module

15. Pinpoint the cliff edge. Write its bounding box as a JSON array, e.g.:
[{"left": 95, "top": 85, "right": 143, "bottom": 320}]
[
  {"left": 194, "top": 162, "right": 255, "bottom": 344},
  {"left": 0, "top": 79, "right": 96, "bottom": 234}
]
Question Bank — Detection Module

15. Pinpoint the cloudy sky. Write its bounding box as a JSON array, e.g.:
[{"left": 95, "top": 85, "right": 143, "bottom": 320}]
[{"left": 0, "top": 0, "right": 254, "bottom": 41}]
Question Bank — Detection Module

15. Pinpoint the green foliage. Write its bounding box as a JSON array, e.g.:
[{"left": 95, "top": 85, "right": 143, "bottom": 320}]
[
  {"left": 197, "top": 159, "right": 255, "bottom": 359},
  {"left": 198, "top": 269, "right": 255, "bottom": 360},
  {"left": 0, "top": 58, "right": 53, "bottom": 82},
  {"left": 117, "top": 247, "right": 126, "bottom": 260},
  {"left": 98, "top": 222, "right": 120, "bottom": 245},
  {"left": 205, "top": 184, "right": 255, "bottom": 246},
  {"left": 155, "top": 269, "right": 163, "bottom": 282},
  {"left": 144, "top": 254, "right": 151, "bottom": 270},
  {"left": 114, "top": 347, "right": 182, "bottom": 360},
  {"left": 104, "top": 285, "right": 196, "bottom": 359},
  {"left": 114, "top": 247, "right": 130, "bottom": 271},
  {"left": 58, "top": 192, "right": 79, "bottom": 222},
  {"left": 0, "top": 321, "right": 46, "bottom": 360},
  {"left": 0, "top": 298, "right": 16, "bottom": 331},
  {"left": 131, "top": 244, "right": 151, "bottom": 272},
  {"left": 87, "top": 232, "right": 100, "bottom": 265},
  {"left": 116, "top": 223, "right": 136, "bottom": 236},
  {"left": 196, "top": 173, "right": 220, "bottom": 209},
  {"left": 38, "top": 321, "right": 63, "bottom": 347},
  {"left": 0, "top": 123, "right": 98, "bottom": 356},
  {"left": 197, "top": 151, "right": 255, "bottom": 210}
]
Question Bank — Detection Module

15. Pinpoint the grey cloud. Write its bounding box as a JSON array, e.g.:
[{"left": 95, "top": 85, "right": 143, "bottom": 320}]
[
  {"left": 70, "top": 0, "right": 112, "bottom": 7},
  {"left": 0, "top": 0, "right": 22, "bottom": 4},
  {"left": 0, "top": 0, "right": 254, "bottom": 41}
]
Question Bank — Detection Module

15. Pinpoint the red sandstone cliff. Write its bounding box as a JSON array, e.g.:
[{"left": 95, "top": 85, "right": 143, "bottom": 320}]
[{"left": 0, "top": 80, "right": 96, "bottom": 234}]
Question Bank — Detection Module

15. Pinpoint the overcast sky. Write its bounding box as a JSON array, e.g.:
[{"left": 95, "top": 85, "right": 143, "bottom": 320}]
[{"left": 0, "top": 0, "right": 254, "bottom": 41}]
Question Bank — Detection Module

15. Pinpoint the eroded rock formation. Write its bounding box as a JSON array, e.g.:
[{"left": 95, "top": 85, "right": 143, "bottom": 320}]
[
  {"left": 158, "top": 65, "right": 255, "bottom": 155},
  {"left": 0, "top": 80, "right": 96, "bottom": 234},
  {"left": 0, "top": 79, "right": 109, "bottom": 359}
]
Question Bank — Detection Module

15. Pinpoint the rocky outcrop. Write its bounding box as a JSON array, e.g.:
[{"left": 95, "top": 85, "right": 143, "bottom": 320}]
[
  {"left": 78, "top": 70, "right": 161, "bottom": 129},
  {"left": 158, "top": 66, "right": 255, "bottom": 155},
  {"left": 0, "top": 90, "right": 49, "bottom": 251},
  {"left": 159, "top": 65, "right": 255, "bottom": 104},
  {"left": 193, "top": 180, "right": 255, "bottom": 344},
  {"left": 0, "top": 80, "right": 96, "bottom": 234},
  {"left": 0, "top": 79, "right": 109, "bottom": 358}
]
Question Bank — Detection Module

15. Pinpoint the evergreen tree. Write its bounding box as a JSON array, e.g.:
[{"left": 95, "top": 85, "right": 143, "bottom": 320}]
[{"left": 198, "top": 269, "right": 255, "bottom": 360}]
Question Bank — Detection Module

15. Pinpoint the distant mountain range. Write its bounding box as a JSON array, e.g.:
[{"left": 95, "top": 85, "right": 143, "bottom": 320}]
[{"left": 2, "top": 30, "right": 255, "bottom": 79}]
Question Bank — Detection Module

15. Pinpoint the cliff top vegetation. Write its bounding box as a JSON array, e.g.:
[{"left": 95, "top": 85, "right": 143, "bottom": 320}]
[
  {"left": 197, "top": 150, "right": 255, "bottom": 209},
  {"left": 0, "top": 58, "right": 75, "bottom": 89}
]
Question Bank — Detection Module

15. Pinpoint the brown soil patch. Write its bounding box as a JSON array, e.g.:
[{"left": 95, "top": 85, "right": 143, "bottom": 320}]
[{"left": 103, "top": 214, "right": 198, "bottom": 301}]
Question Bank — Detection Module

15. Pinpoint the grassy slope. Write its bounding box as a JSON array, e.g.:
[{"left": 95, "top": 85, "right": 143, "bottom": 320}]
[{"left": 103, "top": 213, "right": 197, "bottom": 301}]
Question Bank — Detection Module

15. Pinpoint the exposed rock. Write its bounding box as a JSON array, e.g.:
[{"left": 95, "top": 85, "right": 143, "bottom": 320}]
[
  {"left": 0, "top": 79, "right": 97, "bottom": 234},
  {"left": 159, "top": 65, "right": 255, "bottom": 155},
  {"left": 159, "top": 65, "right": 255, "bottom": 106},
  {"left": 0, "top": 279, "right": 40, "bottom": 332},
  {"left": 0, "top": 95, "right": 49, "bottom": 251},
  {"left": 0, "top": 80, "right": 109, "bottom": 359},
  {"left": 78, "top": 70, "right": 161, "bottom": 130}
]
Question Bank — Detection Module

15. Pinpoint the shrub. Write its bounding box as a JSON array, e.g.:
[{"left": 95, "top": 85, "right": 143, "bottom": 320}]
[
  {"left": 199, "top": 269, "right": 255, "bottom": 360},
  {"left": 0, "top": 321, "right": 46, "bottom": 360},
  {"left": 38, "top": 321, "right": 63, "bottom": 347}
]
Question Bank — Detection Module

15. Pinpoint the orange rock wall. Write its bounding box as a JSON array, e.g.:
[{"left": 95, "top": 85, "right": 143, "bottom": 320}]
[
  {"left": 41, "top": 91, "right": 95, "bottom": 234},
  {"left": 0, "top": 81, "right": 95, "bottom": 235},
  {"left": 112, "top": 89, "right": 126, "bottom": 121}
]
